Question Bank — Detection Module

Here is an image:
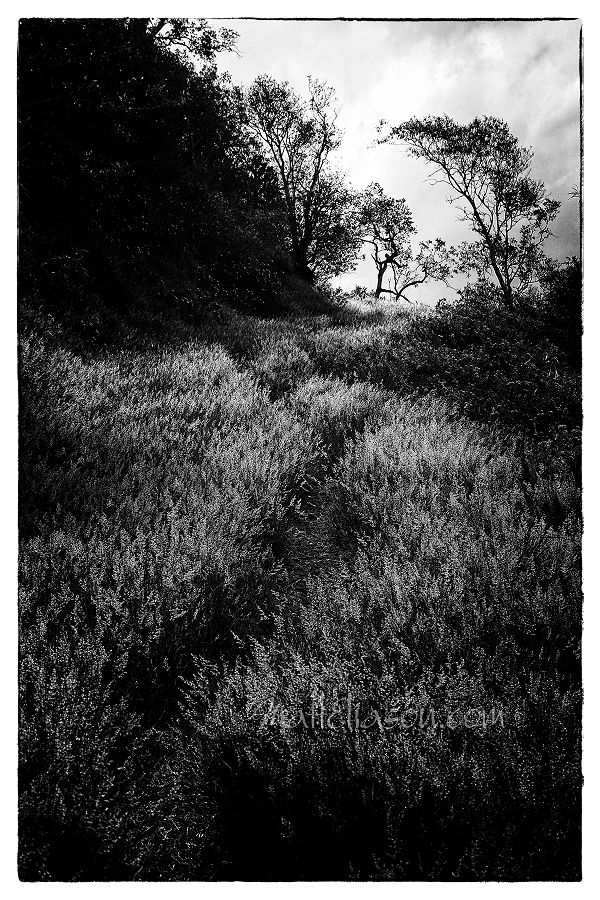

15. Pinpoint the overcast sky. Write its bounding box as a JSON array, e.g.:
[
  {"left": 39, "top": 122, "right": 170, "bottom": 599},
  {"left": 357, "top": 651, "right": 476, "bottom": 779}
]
[{"left": 213, "top": 18, "right": 581, "bottom": 302}]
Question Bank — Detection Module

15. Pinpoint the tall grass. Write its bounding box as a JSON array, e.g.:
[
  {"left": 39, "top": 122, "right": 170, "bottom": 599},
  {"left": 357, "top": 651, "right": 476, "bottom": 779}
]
[{"left": 19, "top": 300, "right": 581, "bottom": 880}]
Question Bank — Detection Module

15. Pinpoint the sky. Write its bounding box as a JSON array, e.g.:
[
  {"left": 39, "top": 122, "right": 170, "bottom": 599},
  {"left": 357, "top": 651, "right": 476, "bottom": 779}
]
[{"left": 212, "top": 18, "right": 581, "bottom": 302}]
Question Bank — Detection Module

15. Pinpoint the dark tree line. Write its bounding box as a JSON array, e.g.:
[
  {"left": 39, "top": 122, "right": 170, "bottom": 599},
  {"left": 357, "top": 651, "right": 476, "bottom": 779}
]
[{"left": 18, "top": 18, "right": 293, "bottom": 330}]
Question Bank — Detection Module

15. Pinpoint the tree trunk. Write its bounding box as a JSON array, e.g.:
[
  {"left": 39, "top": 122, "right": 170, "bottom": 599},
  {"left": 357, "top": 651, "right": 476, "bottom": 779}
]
[
  {"left": 374, "top": 264, "right": 386, "bottom": 298},
  {"left": 467, "top": 198, "right": 514, "bottom": 309},
  {"left": 293, "top": 243, "right": 314, "bottom": 283},
  {"left": 298, "top": 263, "right": 315, "bottom": 282}
]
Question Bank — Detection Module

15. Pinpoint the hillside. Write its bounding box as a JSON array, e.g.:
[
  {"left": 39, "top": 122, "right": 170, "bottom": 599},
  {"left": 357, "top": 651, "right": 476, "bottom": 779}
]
[{"left": 18, "top": 16, "right": 582, "bottom": 882}]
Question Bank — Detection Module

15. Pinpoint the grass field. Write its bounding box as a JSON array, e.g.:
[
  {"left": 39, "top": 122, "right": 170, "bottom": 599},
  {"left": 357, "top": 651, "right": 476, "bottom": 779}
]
[{"left": 19, "top": 299, "right": 581, "bottom": 880}]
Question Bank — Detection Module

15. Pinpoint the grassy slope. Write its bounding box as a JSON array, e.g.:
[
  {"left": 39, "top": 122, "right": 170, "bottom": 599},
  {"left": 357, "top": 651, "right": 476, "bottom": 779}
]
[{"left": 19, "top": 302, "right": 581, "bottom": 880}]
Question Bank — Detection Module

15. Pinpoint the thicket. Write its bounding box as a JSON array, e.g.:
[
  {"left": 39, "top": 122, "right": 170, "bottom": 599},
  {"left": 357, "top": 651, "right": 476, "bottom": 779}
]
[
  {"left": 18, "top": 18, "right": 319, "bottom": 335},
  {"left": 369, "top": 262, "right": 581, "bottom": 447}
]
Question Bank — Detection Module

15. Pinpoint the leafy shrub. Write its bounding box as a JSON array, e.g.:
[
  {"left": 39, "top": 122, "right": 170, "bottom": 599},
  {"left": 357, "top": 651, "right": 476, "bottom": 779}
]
[{"left": 399, "top": 295, "right": 581, "bottom": 436}]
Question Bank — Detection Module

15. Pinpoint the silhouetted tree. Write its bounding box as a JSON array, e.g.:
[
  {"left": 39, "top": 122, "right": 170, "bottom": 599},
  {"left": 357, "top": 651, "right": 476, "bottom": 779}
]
[
  {"left": 380, "top": 116, "right": 560, "bottom": 308},
  {"left": 358, "top": 183, "right": 451, "bottom": 300},
  {"left": 245, "top": 75, "right": 358, "bottom": 282},
  {"left": 385, "top": 239, "right": 452, "bottom": 302},
  {"left": 358, "top": 182, "right": 415, "bottom": 297}
]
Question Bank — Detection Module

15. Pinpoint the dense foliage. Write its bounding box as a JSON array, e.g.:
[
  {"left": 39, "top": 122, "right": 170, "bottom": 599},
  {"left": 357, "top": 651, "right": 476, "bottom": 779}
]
[{"left": 18, "top": 18, "right": 294, "bottom": 329}]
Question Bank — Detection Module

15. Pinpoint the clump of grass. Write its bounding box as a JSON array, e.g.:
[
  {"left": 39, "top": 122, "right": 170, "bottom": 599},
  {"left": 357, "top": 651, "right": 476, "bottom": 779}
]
[{"left": 251, "top": 335, "right": 317, "bottom": 400}]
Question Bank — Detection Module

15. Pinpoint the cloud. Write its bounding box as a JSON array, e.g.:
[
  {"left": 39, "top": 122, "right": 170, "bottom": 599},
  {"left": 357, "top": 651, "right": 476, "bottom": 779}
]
[{"left": 215, "top": 18, "right": 581, "bottom": 300}]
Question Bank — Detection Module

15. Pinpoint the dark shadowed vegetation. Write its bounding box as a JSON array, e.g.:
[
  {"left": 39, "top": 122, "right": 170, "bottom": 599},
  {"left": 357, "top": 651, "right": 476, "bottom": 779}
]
[{"left": 19, "top": 17, "right": 302, "bottom": 335}]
